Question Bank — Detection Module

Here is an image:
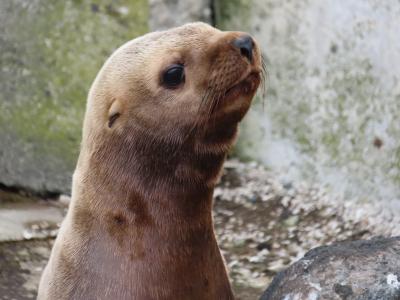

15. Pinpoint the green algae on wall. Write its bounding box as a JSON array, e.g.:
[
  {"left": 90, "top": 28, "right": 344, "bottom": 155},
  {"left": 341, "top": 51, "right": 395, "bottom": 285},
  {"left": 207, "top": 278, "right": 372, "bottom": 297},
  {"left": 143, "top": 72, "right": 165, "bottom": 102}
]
[
  {"left": 217, "top": 0, "right": 400, "bottom": 205},
  {"left": 0, "top": 0, "right": 148, "bottom": 194},
  {"left": 214, "top": 0, "right": 252, "bottom": 31}
]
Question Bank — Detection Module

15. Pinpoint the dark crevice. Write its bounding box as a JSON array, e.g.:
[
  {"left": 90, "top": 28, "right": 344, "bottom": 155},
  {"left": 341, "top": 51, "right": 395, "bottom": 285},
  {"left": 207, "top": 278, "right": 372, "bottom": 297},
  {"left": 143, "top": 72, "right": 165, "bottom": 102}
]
[
  {"left": 210, "top": 0, "right": 217, "bottom": 26},
  {"left": 0, "top": 182, "right": 61, "bottom": 201}
]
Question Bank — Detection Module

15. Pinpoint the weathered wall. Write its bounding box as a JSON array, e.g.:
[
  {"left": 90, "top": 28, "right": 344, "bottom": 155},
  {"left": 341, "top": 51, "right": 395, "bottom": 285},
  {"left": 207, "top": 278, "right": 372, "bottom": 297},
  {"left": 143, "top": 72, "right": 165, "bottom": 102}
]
[
  {"left": 0, "top": 0, "right": 148, "bottom": 193},
  {"left": 2, "top": 0, "right": 400, "bottom": 204},
  {"left": 149, "top": 0, "right": 212, "bottom": 31},
  {"left": 217, "top": 0, "right": 400, "bottom": 206}
]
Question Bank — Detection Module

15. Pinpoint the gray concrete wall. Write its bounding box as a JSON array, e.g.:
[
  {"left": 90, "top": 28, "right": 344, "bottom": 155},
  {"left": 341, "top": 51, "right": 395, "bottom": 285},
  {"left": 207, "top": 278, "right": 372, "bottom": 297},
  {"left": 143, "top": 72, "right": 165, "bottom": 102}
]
[
  {"left": 149, "top": 0, "right": 212, "bottom": 30},
  {"left": 218, "top": 0, "right": 400, "bottom": 207}
]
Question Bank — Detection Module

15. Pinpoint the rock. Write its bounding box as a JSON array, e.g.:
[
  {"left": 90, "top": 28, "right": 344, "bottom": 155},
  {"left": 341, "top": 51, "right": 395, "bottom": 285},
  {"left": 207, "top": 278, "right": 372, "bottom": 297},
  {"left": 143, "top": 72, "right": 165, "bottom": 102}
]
[
  {"left": 0, "top": 239, "right": 54, "bottom": 300},
  {"left": 0, "top": 0, "right": 148, "bottom": 194},
  {"left": 149, "top": 0, "right": 212, "bottom": 31},
  {"left": 260, "top": 237, "right": 400, "bottom": 300},
  {"left": 0, "top": 201, "right": 65, "bottom": 242}
]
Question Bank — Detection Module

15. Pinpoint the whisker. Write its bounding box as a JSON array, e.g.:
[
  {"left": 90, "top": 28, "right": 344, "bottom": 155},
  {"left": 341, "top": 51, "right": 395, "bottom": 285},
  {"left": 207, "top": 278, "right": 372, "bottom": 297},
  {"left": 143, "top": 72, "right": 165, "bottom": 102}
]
[
  {"left": 189, "top": 83, "right": 217, "bottom": 142},
  {"left": 208, "top": 88, "right": 225, "bottom": 132},
  {"left": 260, "top": 54, "right": 269, "bottom": 111},
  {"left": 198, "top": 86, "right": 212, "bottom": 113},
  {"left": 168, "top": 85, "right": 215, "bottom": 158},
  {"left": 202, "top": 84, "right": 220, "bottom": 136}
]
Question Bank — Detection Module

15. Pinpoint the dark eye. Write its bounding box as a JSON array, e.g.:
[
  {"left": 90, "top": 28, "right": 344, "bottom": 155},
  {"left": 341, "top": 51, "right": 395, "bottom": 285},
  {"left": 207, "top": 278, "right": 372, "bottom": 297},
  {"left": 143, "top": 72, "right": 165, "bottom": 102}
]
[{"left": 162, "top": 64, "right": 185, "bottom": 88}]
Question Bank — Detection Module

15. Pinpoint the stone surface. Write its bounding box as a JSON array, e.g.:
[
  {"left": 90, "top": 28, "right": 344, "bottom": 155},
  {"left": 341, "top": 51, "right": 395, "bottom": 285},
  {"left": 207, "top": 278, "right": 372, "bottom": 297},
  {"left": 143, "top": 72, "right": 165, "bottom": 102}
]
[
  {"left": 0, "top": 240, "right": 54, "bottom": 300},
  {"left": 0, "top": 202, "right": 64, "bottom": 242},
  {"left": 0, "top": 0, "right": 148, "bottom": 194},
  {"left": 217, "top": 0, "right": 400, "bottom": 207},
  {"left": 0, "top": 189, "right": 67, "bottom": 242},
  {"left": 261, "top": 237, "right": 400, "bottom": 300},
  {"left": 149, "top": 0, "right": 212, "bottom": 31},
  {"left": 0, "top": 204, "right": 63, "bottom": 242}
]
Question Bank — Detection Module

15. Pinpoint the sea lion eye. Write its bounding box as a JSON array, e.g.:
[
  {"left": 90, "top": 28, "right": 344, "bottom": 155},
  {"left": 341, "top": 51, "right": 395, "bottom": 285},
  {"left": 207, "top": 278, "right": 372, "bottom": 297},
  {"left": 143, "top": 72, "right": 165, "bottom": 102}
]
[{"left": 162, "top": 64, "right": 185, "bottom": 88}]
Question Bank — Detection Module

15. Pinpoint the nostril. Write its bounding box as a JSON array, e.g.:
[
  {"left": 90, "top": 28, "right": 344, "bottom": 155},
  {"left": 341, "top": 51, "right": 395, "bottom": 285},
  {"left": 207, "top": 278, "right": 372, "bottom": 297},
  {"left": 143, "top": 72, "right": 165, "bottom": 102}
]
[
  {"left": 233, "top": 35, "right": 254, "bottom": 62},
  {"left": 240, "top": 47, "right": 251, "bottom": 61}
]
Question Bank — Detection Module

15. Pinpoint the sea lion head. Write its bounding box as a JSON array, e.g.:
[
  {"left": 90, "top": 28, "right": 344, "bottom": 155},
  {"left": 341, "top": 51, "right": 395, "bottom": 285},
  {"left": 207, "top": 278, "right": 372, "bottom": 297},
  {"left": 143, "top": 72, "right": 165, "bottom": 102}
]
[{"left": 84, "top": 22, "right": 262, "bottom": 156}]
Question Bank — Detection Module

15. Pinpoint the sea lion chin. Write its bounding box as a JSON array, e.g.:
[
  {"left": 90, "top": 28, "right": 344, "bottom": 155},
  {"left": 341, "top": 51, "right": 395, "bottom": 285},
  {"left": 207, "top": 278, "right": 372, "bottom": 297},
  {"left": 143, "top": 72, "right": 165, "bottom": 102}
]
[{"left": 38, "top": 22, "right": 262, "bottom": 300}]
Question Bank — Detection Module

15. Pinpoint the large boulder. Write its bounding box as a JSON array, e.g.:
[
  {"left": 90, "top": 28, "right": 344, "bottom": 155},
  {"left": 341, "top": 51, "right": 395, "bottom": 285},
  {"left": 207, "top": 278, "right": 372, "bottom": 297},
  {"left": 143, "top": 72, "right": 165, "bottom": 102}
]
[
  {"left": 261, "top": 237, "right": 400, "bottom": 300},
  {"left": 0, "top": 0, "right": 147, "bottom": 194}
]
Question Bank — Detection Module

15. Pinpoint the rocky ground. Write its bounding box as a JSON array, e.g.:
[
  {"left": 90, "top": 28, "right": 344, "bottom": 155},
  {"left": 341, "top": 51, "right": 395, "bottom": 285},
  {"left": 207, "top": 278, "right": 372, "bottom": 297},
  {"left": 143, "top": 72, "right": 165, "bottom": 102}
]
[{"left": 0, "top": 160, "right": 399, "bottom": 300}]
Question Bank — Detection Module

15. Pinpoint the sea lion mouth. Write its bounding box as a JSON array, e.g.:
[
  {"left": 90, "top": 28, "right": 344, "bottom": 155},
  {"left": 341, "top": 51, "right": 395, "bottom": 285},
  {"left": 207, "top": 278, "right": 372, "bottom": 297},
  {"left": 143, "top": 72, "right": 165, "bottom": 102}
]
[{"left": 223, "top": 71, "right": 261, "bottom": 102}]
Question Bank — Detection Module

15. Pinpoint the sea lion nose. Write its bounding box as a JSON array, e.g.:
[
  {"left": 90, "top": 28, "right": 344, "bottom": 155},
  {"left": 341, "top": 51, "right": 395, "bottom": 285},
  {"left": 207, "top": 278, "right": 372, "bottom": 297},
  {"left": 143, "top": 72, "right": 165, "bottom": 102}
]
[{"left": 233, "top": 35, "right": 254, "bottom": 63}]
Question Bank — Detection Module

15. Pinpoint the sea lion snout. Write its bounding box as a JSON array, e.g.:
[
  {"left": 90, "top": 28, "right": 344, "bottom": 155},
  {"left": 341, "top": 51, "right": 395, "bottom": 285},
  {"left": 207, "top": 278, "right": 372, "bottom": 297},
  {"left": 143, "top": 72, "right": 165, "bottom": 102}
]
[
  {"left": 232, "top": 34, "right": 255, "bottom": 63},
  {"left": 201, "top": 30, "right": 261, "bottom": 117}
]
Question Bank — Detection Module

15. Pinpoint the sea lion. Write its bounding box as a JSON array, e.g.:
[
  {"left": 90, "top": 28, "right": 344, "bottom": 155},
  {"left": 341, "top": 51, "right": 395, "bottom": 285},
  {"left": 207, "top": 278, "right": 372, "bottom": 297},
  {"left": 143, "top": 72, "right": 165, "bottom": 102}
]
[{"left": 38, "top": 22, "right": 262, "bottom": 300}]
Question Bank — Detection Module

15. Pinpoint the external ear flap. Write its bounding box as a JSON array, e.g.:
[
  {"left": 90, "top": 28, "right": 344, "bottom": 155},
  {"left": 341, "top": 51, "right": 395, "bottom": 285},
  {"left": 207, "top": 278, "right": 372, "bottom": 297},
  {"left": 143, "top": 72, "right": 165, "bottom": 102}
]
[{"left": 108, "top": 100, "right": 122, "bottom": 128}]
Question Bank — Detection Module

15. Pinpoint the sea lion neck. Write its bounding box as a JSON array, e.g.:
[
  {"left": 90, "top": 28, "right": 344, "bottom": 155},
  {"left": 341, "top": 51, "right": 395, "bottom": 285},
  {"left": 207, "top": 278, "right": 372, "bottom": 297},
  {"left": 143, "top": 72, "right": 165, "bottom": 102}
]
[{"left": 77, "top": 124, "right": 228, "bottom": 217}]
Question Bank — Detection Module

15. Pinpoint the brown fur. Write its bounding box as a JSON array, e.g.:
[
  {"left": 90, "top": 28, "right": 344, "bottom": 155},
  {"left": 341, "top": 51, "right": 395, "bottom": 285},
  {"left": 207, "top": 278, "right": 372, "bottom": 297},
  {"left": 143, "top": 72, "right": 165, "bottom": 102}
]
[{"left": 38, "top": 22, "right": 262, "bottom": 300}]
